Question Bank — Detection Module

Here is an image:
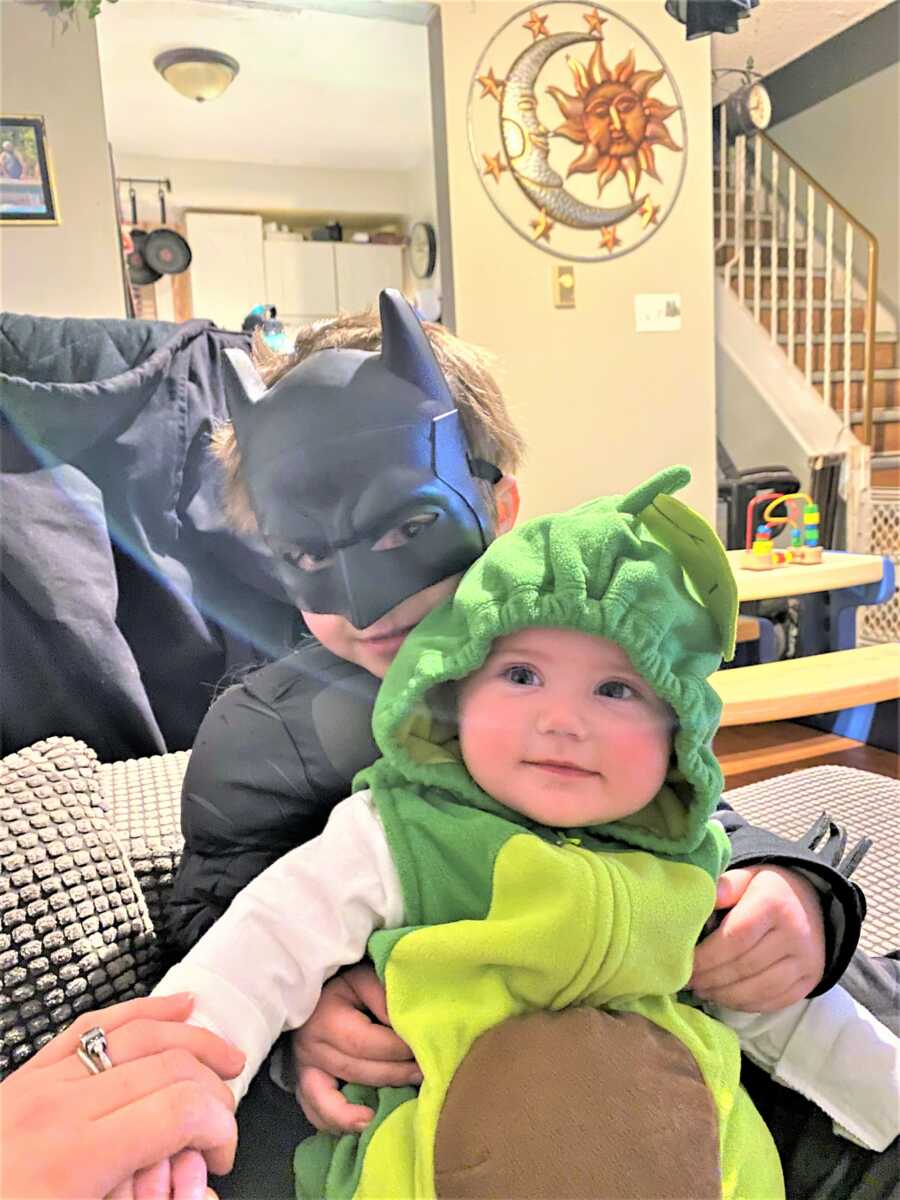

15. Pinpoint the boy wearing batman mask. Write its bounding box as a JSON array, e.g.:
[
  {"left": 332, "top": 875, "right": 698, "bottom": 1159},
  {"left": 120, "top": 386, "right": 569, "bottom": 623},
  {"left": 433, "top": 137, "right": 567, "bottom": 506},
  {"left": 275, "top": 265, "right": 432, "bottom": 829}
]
[{"left": 170, "top": 292, "right": 885, "bottom": 1199}]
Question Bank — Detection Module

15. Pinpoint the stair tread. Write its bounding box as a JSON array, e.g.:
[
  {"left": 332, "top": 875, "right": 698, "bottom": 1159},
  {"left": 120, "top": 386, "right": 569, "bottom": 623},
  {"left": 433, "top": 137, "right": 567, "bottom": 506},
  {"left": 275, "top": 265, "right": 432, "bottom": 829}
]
[
  {"left": 849, "top": 409, "right": 899, "bottom": 424},
  {"left": 811, "top": 368, "right": 900, "bottom": 381},
  {"left": 747, "top": 299, "right": 869, "bottom": 309},
  {"left": 777, "top": 333, "right": 898, "bottom": 344}
]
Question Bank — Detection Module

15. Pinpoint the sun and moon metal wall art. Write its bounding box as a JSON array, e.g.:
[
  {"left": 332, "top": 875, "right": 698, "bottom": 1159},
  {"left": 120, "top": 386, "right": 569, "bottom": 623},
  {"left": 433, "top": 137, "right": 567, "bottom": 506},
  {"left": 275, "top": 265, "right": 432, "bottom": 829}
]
[{"left": 468, "top": 2, "right": 687, "bottom": 262}]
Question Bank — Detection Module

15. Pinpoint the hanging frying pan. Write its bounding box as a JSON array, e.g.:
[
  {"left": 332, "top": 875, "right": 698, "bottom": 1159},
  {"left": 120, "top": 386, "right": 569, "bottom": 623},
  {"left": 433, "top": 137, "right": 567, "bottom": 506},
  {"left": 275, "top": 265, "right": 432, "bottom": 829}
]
[
  {"left": 143, "top": 188, "right": 192, "bottom": 276},
  {"left": 126, "top": 186, "right": 162, "bottom": 287}
]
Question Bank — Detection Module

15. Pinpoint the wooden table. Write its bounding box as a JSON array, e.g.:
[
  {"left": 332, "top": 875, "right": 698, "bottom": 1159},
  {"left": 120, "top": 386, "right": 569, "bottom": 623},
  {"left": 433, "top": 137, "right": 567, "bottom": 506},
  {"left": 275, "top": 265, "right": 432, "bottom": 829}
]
[
  {"left": 717, "top": 550, "right": 897, "bottom": 741},
  {"left": 728, "top": 550, "right": 893, "bottom": 655},
  {"left": 728, "top": 550, "right": 887, "bottom": 603}
]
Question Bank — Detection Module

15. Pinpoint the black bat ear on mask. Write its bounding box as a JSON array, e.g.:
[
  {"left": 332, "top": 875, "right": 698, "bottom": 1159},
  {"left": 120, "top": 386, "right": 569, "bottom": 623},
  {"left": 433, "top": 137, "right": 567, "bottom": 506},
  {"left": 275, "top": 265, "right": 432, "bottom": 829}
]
[
  {"left": 223, "top": 348, "right": 268, "bottom": 446},
  {"left": 378, "top": 288, "right": 454, "bottom": 414}
]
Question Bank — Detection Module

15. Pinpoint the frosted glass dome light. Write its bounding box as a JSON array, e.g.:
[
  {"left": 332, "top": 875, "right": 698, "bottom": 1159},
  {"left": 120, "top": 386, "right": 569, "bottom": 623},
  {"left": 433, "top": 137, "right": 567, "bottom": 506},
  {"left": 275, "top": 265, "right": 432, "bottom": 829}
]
[{"left": 154, "top": 49, "right": 239, "bottom": 103}]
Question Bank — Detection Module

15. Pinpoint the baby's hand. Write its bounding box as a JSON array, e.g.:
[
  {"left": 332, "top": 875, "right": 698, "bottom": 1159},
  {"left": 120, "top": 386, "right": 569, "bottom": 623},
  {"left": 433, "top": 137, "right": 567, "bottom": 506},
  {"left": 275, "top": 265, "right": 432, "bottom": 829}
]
[
  {"left": 292, "top": 964, "right": 422, "bottom": 1134},
  {"left": 690, "top": 864, "right": 826, "bottom": 1011}
]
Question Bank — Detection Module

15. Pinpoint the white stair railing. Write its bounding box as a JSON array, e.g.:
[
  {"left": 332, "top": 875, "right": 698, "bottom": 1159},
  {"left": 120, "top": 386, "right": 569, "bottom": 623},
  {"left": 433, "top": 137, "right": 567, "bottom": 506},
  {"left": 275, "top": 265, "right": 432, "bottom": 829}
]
[{"left": 715, "top": 119, "right": 879, "bottom": 448}]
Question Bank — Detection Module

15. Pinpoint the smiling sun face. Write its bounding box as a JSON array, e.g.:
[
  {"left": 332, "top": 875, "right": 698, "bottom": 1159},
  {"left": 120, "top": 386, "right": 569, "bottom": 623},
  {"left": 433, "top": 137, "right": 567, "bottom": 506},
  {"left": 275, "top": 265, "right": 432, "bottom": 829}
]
[{"left": 548, "top": 42, "right": 681, "bottom": 198}]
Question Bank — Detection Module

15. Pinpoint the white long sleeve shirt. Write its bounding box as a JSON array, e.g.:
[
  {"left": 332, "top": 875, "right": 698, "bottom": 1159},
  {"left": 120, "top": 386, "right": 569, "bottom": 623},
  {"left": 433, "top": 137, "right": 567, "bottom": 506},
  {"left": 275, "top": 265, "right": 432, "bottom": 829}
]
[{"left": 154, "top": 790, "right": 898, "bottom": 1151}]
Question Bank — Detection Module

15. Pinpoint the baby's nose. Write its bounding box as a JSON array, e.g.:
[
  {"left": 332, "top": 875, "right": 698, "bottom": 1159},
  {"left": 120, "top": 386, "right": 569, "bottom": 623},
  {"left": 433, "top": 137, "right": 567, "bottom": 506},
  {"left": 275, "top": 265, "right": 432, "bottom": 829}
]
[{"left": 535, "top": 703, "right": 588, "bottom": 739}]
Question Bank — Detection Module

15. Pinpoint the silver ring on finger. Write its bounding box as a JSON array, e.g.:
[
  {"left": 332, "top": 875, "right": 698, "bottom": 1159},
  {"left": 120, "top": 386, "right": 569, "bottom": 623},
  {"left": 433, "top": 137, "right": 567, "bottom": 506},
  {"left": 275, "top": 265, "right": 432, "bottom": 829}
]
[{"left": 76, "top": 1025, "right": 113, "bottom": 1075}]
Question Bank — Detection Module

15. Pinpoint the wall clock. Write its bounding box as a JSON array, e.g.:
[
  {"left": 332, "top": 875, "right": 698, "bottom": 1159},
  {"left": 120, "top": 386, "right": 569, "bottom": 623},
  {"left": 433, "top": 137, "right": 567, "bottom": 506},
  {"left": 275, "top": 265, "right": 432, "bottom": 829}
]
[{"left": 409, "top": 221, "right": 437, "bottom": 279}]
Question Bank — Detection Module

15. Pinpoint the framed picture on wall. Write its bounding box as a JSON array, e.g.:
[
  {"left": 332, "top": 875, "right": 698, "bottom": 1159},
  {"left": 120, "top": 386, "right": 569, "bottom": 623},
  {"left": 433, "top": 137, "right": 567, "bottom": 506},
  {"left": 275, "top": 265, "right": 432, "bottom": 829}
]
[{"left": 0, "top": 115, "right": 59, "bottom": 225}]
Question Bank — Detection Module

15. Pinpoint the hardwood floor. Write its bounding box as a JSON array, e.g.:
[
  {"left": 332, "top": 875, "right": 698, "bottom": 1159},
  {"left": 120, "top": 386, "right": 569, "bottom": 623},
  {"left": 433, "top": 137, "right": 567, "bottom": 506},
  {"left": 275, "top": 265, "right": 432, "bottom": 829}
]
[{"left": 714, "top": 721, "right": 899, "bottom": 788}]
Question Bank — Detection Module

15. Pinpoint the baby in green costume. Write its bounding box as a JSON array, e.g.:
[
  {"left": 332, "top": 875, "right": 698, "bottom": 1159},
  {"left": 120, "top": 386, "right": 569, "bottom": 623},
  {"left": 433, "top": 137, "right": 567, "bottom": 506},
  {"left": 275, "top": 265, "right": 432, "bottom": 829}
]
[{"left": 155, "top": 465, "right": 784, "bottom": 1199}]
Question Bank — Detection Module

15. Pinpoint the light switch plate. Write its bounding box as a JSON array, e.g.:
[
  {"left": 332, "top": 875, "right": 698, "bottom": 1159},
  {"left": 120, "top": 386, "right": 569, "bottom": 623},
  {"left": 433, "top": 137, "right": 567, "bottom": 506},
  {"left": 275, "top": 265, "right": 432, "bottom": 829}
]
[
  {"left": 554, "top": 264, "right": 576, "bottom": 308},
  {"left": 634, "top": 293, "right": 682, "bottom": 332}
]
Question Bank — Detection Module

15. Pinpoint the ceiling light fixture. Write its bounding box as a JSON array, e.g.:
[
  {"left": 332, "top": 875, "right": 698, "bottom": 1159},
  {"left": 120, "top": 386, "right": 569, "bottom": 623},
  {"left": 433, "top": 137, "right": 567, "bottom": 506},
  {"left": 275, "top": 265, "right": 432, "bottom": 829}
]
[{"left": 153, "top": 48, "right": 240, "bottom": 103}]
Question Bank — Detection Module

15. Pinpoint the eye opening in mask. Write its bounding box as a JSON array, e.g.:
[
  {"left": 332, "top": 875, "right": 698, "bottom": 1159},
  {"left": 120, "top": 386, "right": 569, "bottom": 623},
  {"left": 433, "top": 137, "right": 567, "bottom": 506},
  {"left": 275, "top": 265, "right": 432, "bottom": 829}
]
[
  {"left": 371, "top": 510, "right": 440, "bottom": 553},
  {"left": 273, "top": 541, "right": 334, "bottom": 574}
]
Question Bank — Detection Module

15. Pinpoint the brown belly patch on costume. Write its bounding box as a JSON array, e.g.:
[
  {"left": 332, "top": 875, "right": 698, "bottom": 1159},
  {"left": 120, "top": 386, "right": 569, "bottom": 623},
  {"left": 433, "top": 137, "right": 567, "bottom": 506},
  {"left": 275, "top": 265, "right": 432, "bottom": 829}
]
[{"left": 433, "top": 1008, "right": 721, "bottom": 1199}]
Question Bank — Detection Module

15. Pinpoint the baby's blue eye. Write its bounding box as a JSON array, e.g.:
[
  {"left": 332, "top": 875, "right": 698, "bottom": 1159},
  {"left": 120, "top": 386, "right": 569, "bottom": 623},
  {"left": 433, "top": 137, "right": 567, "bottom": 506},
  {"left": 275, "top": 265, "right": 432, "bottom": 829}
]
[
  {"left": 595, "top": 680, "right": 636, "bottom": 700},
  {"left": 504, "top": 664, "right": 540, "bottom": 687}
]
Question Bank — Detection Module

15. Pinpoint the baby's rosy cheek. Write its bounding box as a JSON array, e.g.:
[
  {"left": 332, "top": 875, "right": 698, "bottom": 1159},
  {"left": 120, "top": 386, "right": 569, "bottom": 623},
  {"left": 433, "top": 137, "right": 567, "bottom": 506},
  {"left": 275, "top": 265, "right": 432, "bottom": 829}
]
[{"left": 614, "top": 725, "right": 671, "bottom": 766}]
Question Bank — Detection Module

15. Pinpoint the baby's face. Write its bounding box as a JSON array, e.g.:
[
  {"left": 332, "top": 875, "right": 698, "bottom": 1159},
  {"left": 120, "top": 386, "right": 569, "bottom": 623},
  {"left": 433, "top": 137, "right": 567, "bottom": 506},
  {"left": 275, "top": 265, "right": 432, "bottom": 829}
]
[{"left": 457, "top": 628, "right": 673, "bottom": 828}]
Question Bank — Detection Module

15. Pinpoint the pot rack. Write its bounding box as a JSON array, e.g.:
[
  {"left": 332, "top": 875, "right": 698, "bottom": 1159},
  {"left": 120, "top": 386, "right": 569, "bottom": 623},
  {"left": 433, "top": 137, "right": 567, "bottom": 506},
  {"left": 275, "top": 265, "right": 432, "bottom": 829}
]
[
  {"left": 117, "top": 176, "right": 172, "bottom": 192},
  {"left": 117, "top": 176, "right": 175, "bottom": 227}
]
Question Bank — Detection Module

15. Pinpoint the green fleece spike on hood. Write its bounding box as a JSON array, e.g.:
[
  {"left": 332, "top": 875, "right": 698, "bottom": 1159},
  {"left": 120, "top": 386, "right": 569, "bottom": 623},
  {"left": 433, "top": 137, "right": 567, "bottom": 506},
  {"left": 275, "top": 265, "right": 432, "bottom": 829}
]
[{"left": 357, "top": 466, "right": 737, "bottom": 859}]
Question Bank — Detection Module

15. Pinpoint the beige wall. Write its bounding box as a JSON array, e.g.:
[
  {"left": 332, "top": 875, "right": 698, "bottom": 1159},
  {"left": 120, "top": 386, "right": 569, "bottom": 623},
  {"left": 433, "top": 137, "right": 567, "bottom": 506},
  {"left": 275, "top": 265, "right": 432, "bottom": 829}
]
[
  {"left": 771, "top": 63, "right": 899, "bottom": 324},
  {"left": 0, "top": 2, "right": 123, "bottom": 318},
  {"left": 436, "top": 1, "right": 717, "bottom": 522},
  {"left": 113, "top": 153, "right": 412, "bottom": 224}
]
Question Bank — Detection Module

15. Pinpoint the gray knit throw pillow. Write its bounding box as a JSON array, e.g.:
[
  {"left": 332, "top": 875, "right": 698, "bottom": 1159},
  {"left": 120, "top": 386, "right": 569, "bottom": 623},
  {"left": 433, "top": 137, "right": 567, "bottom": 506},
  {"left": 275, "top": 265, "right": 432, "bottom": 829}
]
[{"left": 0, "top": 738, "right": 155, "bottom": 1077}]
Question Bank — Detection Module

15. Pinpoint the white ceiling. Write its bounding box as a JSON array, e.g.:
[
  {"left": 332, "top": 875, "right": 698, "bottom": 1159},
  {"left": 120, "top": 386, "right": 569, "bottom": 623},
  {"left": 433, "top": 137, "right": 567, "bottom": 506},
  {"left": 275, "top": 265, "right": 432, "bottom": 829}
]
[
  {"left": 96, "top": 0, "right": 432, "bottom": 171},
  {"left": 711, "top": 0, "right": 894, "bottom": 95},
  {"left": 97, "top": 0, "right": 893, "bottom": 169}
]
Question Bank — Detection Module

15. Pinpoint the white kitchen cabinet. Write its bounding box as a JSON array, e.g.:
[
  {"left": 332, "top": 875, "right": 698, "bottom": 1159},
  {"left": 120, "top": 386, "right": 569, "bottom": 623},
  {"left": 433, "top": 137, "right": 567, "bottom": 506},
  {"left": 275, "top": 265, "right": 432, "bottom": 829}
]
[
  {"left": 334, "top": 243, "right": 404, "bottom": 313},
  {"left": 185, "top": 212, "right": 266, "bottom": 331},
  {"left": 263, "top": 238, "right": 337, "bottom": 321},
  {"left": 186, "top": 213, "right": 406, "bottom": 327}
]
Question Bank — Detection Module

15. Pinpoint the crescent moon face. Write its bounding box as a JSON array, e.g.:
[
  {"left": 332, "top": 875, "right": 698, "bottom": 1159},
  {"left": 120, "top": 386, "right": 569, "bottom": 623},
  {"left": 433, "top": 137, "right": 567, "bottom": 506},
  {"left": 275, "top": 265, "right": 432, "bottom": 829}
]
[{"left": 499, "top": 32, "right": 643, "bottom": 230}]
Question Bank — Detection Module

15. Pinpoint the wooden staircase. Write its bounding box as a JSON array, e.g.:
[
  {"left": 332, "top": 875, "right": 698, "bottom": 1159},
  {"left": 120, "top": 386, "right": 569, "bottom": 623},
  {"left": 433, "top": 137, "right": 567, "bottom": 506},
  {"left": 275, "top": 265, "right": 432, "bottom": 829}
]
[{"left": 715, "top": 146, "right": 900, "bottom": 491}]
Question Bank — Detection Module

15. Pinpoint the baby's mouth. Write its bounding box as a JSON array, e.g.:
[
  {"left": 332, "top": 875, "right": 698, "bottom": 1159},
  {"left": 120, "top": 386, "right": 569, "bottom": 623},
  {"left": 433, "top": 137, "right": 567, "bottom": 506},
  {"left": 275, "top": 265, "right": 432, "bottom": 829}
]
[{"left": 524, "top": 760, "right": 599, "bottom": 779}]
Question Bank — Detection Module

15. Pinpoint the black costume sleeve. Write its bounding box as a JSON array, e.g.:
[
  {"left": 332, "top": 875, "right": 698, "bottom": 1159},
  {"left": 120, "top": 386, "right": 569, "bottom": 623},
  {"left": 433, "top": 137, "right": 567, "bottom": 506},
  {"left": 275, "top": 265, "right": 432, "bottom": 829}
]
[
  {"left": 713, "top": 800, "right": 867, "bottom": 997},
  {"left": 168, "top": 642, "right": 380, "bottom": 953}
]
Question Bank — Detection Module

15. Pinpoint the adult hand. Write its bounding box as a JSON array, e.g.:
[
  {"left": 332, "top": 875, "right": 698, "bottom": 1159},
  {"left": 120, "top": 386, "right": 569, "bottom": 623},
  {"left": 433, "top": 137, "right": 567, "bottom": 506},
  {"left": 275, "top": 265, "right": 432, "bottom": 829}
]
[
  {"left": 690, "top": 864, "right": 826, "bottom": 1011},
  {"left": 292, "top": 964, "right": 421, "bottom": 1134},
  {"left": 105, "top": 1150, "right": 217, "bottom": 1200},
  {"left": 0, "top": 993, "right": 244, "bottom": 1200}
]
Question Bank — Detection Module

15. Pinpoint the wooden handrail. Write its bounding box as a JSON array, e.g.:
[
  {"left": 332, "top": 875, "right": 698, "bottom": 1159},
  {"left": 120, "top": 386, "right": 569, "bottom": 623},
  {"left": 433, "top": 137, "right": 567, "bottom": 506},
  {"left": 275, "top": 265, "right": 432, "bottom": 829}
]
[
  {"left": 759, "top": 133, "right": 879, "bottom": 449},
  {"left": 759, "top": 135, "right": 878, "bottom": 245}
]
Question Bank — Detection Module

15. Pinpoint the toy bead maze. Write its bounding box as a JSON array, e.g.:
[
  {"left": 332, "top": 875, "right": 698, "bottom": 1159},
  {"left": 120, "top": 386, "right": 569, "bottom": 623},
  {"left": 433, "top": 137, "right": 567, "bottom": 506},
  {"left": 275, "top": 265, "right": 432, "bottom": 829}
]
[{"left": 743, "top": 491, "right": 824, "bottom": 571}]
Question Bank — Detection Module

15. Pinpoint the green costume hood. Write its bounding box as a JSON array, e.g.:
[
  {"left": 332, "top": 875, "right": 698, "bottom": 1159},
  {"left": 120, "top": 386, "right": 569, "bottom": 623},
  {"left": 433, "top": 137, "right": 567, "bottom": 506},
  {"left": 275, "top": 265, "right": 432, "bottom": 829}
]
[{"left": 358, "top": 465, "right": 737, "bottom": 858}]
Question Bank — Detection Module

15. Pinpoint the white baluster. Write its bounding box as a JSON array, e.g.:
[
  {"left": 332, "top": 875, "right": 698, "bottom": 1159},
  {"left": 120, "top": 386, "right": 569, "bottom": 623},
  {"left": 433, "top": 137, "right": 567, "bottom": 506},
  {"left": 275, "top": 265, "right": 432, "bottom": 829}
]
[
  {"left": 844, "top": 222, "right": 854, "bottom": 431},
  {"left": 715, "top": 105, "right": 728, "bottom": 254},
  {"left": 824, "top": 205, "right": 834, "bottom": 410},
  {"left": 805, "top": 184, "right": 814, "bottom": 384},
  {"left": 753, "top": 140, "right": 762, "bottom": 323},
  {"left": 770, "top": 150, "right": 779, "bottom": 343},
  {"left": 737, "top": 135, "right": 746, "bottom": 305},
  {"left": 787, "top": 167, "right": 797, "bottom": 368}
]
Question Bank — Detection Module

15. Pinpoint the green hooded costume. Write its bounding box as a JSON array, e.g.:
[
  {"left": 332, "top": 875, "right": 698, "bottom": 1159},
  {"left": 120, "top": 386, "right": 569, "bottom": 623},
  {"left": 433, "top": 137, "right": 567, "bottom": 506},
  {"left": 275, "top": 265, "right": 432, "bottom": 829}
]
[{"left": 295, "top": 466, "right": 784, "bottom": 1200}]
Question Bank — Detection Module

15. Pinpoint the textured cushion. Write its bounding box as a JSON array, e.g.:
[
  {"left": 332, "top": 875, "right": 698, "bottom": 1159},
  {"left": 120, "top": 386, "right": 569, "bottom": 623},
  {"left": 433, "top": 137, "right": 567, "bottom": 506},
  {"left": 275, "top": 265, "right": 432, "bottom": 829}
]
[
  {"left": 0, "top": 738, "right": 156, "bottom": 1077},
  {"left": 723, "top": 765, "right": 899, "bottom": 958},
  {"left": 99, "top": 750, "right": 187, "bottom": 953}
]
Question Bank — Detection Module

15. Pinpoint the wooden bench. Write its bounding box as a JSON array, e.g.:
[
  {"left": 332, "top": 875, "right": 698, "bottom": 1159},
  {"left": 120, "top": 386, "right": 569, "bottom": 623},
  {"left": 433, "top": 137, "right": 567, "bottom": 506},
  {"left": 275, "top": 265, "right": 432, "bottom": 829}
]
[
  {"left": 713, "top": 721, "right": 867, "bottom": 780},
  {"left": 711, "top": 643, "right": 900, "bottom": 726}
]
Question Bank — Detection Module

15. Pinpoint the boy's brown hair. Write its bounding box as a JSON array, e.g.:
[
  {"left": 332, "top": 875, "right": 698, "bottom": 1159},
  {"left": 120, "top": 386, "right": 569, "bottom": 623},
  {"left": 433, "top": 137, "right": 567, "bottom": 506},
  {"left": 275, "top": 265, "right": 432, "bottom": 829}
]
[{"left": 212, "top": 310, "right": 525, "bottom": 534}]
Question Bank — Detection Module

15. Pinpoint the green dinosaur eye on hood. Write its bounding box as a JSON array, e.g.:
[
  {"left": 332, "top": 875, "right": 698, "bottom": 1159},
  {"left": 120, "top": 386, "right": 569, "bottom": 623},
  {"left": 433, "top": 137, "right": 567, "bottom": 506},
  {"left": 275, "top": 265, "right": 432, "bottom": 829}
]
[{"left": 356, "top": 466, "right": 737, "bottom": 859}]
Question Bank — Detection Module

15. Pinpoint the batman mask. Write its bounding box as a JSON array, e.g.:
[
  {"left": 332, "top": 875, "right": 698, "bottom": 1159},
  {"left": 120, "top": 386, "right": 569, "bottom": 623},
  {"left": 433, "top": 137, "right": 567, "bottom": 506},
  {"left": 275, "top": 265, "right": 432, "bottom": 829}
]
[{"left": 223, "top": 289, "right": 500, "bottom": 631}]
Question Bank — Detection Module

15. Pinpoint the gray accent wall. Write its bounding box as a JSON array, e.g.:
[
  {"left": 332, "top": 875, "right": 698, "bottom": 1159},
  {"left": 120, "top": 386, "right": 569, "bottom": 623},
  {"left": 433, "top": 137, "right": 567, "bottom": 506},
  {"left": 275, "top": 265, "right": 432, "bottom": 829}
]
[{"left": 767, "top": 5, "right": 899, "bottom": 324}]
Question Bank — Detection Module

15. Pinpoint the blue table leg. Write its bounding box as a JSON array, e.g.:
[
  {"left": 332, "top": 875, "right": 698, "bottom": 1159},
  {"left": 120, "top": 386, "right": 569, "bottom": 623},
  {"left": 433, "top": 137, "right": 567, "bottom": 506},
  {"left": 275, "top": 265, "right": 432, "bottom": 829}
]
[
  {"left": 800, "top": 555, "right": 895, "bottom": 740},
  {"left": 756, "top": 617, "right": 777, "bottom": 664},
  {"left": 828, "top": 557, "right": 895, "bottom": 651}
]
